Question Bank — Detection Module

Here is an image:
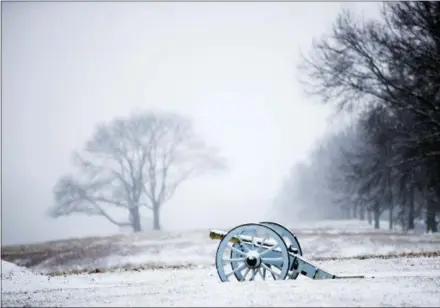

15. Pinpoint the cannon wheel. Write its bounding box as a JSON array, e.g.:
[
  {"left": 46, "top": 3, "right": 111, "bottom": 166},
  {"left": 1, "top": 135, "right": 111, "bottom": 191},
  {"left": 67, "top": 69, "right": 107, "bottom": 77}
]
[
  {"left": 259, "top": 221, "right": 303, "bottom": 256},
  {"left": 215, "top": 223, "right": 289, "bottom": 282},
  {"left": 230, "top": 222, "right": 302, "bottom": 281},
  {"left": 259, "top": 221, "right": 302, "bottom": 280}
]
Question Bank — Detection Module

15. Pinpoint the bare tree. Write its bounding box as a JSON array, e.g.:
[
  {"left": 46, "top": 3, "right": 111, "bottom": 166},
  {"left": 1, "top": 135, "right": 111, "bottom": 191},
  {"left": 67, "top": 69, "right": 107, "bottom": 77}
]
[{"left": 49, "top": 110, "right": 226, "bottom": 232}]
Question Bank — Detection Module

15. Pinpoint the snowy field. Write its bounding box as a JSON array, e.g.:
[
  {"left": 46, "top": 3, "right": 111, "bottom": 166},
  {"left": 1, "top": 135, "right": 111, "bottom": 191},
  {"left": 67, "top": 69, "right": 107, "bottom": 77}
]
[
  {"left": 3, "top": 258, "right": 440, "bottom": 307},
  {"left": 2, "top": 220, "right": 440, "bottom": 307},
  {"left": 3, "top": 220, "right": 440, "bottom": 275}
]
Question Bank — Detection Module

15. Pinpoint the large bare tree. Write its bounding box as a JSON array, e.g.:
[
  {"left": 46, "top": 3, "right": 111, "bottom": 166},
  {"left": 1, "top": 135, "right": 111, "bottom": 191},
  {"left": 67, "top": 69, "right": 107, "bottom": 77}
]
[{"left": 49, "top": 110, "right": 226, "bottom": 232}]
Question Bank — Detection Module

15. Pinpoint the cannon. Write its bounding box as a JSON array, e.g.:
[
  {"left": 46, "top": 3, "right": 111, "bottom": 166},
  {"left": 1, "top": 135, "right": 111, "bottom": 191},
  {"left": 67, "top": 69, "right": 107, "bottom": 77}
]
[{"left": 209, "top": 222, "right": 365, "bottom": 282}]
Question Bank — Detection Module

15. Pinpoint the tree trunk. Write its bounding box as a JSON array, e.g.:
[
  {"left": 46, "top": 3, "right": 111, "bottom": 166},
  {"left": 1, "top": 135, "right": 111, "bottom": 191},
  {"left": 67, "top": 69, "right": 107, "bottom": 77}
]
[
  {"left": 398, "top": 207, "right": 406, "bottom": 231},
  {"left": 389, "top": 206, "right": 393, "bottom": 230},
  {"left": 359, "top": 205, "right": 365, "bottom": 220},
  {"left": 374, "top": 213, "right": 380, "bottom": 229},
  {"left": 373, "top": 204, "right": 380, "bottom": 229},
  {"left": 426, "top": 201, "right": 437, "bottom": 233},
  {"left": 367, "top": 209, "right": 372, "bottom": 225},
  {"left": 353, "top": 204, "right": 358, "bottom": 219},
  {"left": 408, "top": 194, "right": 415, "bottom": 230},
  {"left": 387, "top": 173, "right": 393, "bottom": 230},
  {"left": 130, "top": 206, "right": 142, "bottom": 233},
  {"left": 153, "top": 204, "right": 161, "bottom": 230}
]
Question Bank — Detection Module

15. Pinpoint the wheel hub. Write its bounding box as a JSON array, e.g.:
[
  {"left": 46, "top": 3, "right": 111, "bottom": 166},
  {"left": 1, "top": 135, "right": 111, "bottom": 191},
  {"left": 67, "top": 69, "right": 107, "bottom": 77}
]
[{"left": 245, "top": 252, "right": 261, "bottom": 268}]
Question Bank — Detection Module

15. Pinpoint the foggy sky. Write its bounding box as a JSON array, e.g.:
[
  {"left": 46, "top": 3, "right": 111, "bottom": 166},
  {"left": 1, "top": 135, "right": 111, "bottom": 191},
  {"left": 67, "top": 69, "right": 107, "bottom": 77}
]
[{"left": 2, "top": 1, "right": 381, "bottom": 245}]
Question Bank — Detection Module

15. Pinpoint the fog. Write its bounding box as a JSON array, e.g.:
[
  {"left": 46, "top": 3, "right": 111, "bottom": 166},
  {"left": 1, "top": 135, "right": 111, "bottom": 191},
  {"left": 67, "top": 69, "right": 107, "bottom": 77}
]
[{"left": 2, "top": 1, "right": 381, "bottom": 245}]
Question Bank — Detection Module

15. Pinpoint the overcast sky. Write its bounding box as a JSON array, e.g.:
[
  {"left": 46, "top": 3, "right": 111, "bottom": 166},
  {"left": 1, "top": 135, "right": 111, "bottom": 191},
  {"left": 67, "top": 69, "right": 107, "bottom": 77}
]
[{"left": 2, "top": 1, "right": 381, "bottom": 245}]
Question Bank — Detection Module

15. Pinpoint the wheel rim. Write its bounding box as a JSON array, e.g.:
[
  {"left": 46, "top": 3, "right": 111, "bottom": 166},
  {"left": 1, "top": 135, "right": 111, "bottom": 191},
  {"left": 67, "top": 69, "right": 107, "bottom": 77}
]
[
  {"left": 215, "top": 223, "right": 289, "bottom": 282},
  {"left": 259, "top": 221, "right": 303, "bottom": 256},
  {"left": 229, "top": 226, "right": 257, "bottom": 281},
  {"left": 260, "top": 221, "right": 302, "bottom": 280}
]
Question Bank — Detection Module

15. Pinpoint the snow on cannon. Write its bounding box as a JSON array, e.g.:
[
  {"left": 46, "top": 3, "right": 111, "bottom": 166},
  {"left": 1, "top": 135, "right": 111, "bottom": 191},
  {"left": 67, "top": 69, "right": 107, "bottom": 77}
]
[{"left": 209, "top": 222, "right": 365, "bottom": 282}]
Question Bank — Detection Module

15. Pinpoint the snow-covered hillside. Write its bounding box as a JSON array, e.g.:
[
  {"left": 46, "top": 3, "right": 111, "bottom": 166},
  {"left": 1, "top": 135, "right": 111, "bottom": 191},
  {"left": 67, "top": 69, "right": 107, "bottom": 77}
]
[{"left": 3, "top": 220, "right": 440, "bottom": 275}]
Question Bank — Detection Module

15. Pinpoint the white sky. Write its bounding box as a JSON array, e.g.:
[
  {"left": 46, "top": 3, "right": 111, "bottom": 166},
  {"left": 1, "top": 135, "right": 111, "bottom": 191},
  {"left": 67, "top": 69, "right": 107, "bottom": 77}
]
[{"left": 2, "top": 1, "right": 381, "bottom": 245}]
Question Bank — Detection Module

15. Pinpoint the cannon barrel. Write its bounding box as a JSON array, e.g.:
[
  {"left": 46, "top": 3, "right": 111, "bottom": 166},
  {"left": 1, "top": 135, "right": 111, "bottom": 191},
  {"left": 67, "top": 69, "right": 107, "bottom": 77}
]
[{"left": 209, "top": 229, "right": 279, "bottom": 249}]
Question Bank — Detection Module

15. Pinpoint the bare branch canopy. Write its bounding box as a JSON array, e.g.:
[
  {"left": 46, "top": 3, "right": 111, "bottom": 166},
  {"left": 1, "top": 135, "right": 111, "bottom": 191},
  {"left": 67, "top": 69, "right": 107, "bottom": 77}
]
[{"left": 49, "top": 110, "right": 226, "bottom": 232}]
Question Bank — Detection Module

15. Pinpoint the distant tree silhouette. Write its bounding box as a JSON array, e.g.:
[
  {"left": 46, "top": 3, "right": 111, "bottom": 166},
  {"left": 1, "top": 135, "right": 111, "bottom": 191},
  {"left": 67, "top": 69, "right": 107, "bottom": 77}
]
[{"left": 49, "top": 110, "right": 226, "bottom": 232}]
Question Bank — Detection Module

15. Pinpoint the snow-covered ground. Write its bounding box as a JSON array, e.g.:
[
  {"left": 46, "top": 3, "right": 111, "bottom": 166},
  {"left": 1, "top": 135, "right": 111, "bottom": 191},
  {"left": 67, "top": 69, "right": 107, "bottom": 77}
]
[
  {"left": 4, "top": 220, "right": 439, "bottom": 274},
  {"left": 2, "top": 220, "right": 440, "bottom": 307},
  {"left": 2, "top": 258, "right": 440, "bottom": 307}
]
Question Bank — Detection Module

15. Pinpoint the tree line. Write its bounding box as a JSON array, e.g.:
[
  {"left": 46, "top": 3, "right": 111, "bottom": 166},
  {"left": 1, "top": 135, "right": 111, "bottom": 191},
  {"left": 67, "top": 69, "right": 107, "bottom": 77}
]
[{"left": 277, "top": 2, "right": 440, "bottom": 233}]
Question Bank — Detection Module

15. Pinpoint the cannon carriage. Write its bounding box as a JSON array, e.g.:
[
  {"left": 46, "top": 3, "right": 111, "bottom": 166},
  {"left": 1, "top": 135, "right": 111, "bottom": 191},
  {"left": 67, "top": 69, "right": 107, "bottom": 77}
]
[{"left": 209, "top": 222, "right": 364, "bottom": 282}]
